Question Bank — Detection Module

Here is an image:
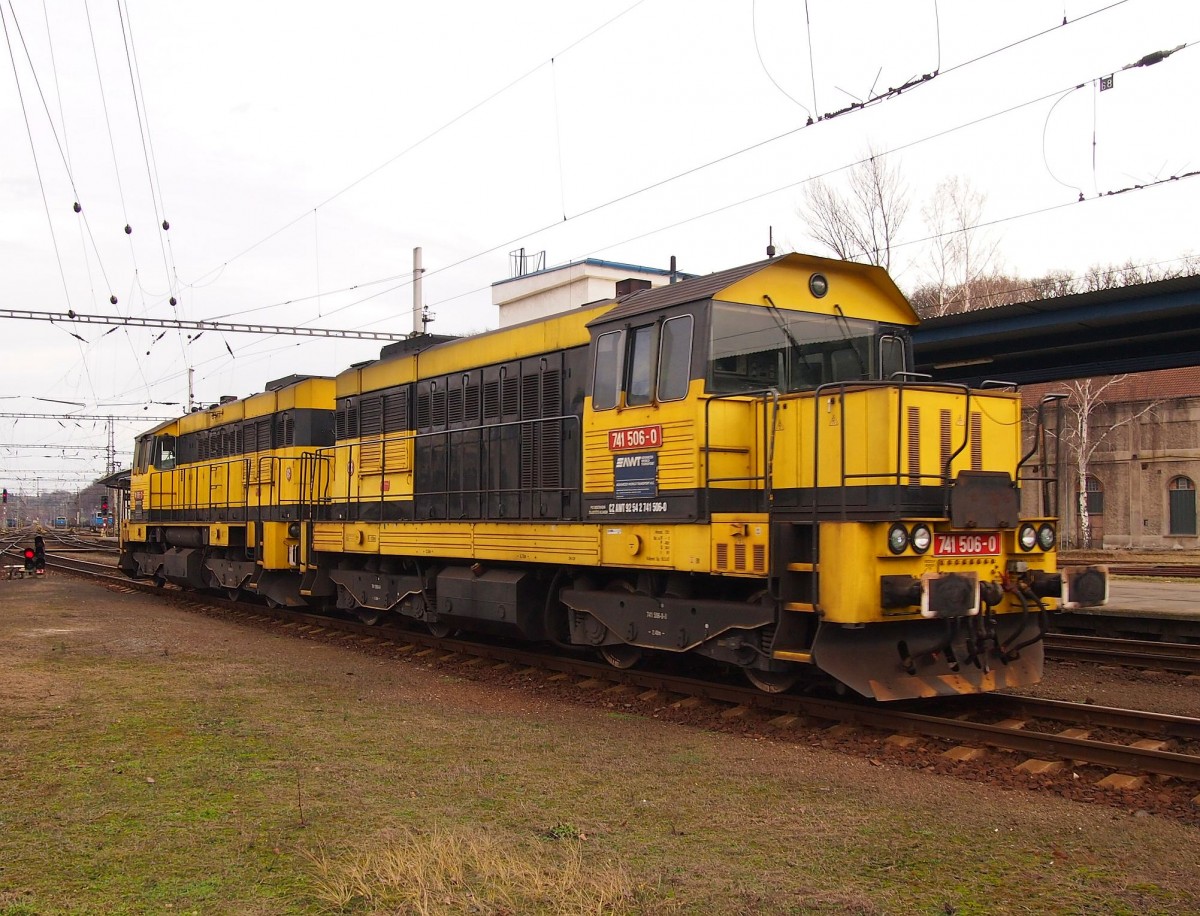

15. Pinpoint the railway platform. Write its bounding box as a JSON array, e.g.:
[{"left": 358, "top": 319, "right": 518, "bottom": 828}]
[
  {"left": 1103, "top": 578, "right": 1200, "bottom": 619},
  {"left": 1053, "top": 575, "right": 1200, "bottom": 642}
]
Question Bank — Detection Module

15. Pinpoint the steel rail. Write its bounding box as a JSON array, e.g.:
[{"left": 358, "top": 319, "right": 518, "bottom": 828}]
[
  {"left": 1045, "top": 632, "right": 1200, "bottom": 675},
  {"left": 969, "top": 693, "right": 1200, "bottom": 742},
  {"left": 39, "top": 556, "right": 1200, "bottom": 783}
]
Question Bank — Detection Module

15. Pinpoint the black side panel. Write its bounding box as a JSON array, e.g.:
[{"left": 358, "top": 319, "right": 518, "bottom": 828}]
[
  {"left": 482, "top": 362, "right": 521, "bottom": 520},
  {"left": 402, "top": 345, "right": 587, "bottom": 523},
  {"left": 415, "top": 377, "right": 449, "bottom": 520},
  {"left": 448, "top": 370, "right": 482, "bottom": 519},
  {"left": 520, "top": 353, "right": 564, "bottom": 519},
  {"left": 561, "top": 346, "right": 588, "bottom": 520},
  {"left": 295, "top": 408, "right": 336, "bottom": 447}
]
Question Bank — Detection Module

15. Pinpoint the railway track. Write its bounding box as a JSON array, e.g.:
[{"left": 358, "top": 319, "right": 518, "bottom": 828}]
[
  {"left": 34, "top": 551, "right": 1200, "bottom": 798},
  {"left": 1109, "top": 565, "right": 1200, "bottom": 579},
  {"left": 1044, "top": 632, "right": 1200, "bottom": 675}
]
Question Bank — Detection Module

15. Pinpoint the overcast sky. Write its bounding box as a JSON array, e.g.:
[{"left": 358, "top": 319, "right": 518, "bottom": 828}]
[{"left": 1, "top": 0, "right": 1196, "bottom": 496}]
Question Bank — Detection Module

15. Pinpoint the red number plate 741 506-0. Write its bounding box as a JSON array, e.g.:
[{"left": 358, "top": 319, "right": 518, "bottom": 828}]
[{"left": 934, "top": 532, "right": 1001, "bottom": 556}]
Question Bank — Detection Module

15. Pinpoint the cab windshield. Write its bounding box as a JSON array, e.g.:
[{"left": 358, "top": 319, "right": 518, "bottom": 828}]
[{"left": 707, "top": 301, "right": 904, "bottom": 395}]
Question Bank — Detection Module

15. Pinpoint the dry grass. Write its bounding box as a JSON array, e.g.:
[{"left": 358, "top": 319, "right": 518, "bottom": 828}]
[
  {"left": 303, "top": 825, "right": 671, "bottom": 915},
  {"left": 3, "top": 578, "right": 1200, "bottom": 915}
]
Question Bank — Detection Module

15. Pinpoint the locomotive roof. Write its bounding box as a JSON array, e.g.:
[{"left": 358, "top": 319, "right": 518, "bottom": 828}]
[{"left": 589, "top": 252, "right": 915, "bottom": 326}]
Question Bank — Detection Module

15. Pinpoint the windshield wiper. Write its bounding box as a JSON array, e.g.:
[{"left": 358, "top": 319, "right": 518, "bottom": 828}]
[
  {"left": 762, "top": 295, "right": 818, "bottom": 388},
  {"left": 832, "top": 303, "right": 868, "bottom": 378}
]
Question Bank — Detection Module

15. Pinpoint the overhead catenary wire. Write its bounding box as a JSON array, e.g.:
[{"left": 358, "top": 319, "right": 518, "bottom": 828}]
[
  {"left": 99, "top": 24, "right": 1200, "bottom": 405},
  {"left": 1, "top": 1, "right": 72, "bottom": 311},
  {"left": 217, "top": 3, "right": 1156, "bottom": 334},
  {"left": 0, "top": 309, "right": 402, "bottom": 341},
  {"left": 115, "top": 0, "right": 191, "bottom": 390},
  {"left": 393, "top": 51, "right": 1199, "bottom": 322},
  {"left": 7, "top": 0, "right": 1190, "bottom": 420},
  {"left": 182, "top": 0, "right": 653, "bottom": 291},
  {"left": 4, "top": 0, "right": 126, "bottom": 305},
  {"left": 751, "top": 0, "right": 813, "bottom": 120},
  {"left": 342, "top": 40, "right": 1193, "bottom": 326},
  {"left": 9, "top": 0, "right": 1118, "bottom": 412},
  {"left": 184, "top": 0, "right": 1130, "bottom": 306},
  {"left": 41, "top": 0, "right": 101, "bottom": 413},
  {"left": 3, "top": 0, "right": 184, "bottom": 413}
]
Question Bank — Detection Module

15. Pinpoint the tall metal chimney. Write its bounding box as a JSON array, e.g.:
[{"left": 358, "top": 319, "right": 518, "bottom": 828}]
[{"left": 412, "top": 247, "right": 424, "bottom": 336}]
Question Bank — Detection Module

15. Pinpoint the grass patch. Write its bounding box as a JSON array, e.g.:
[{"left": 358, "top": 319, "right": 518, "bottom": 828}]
[
  {"left": 303, "top": 824, "right": 671, "bottom": 914},
  {"left": 3, "top": 580, "right": 1199, "bottom": 914}
]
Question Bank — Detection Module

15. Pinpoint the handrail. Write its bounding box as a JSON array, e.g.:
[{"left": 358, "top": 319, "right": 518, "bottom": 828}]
[
  {"left": 703, "top": 387, "right": 779, "bottom": 515},
  {"left": 809, "top": 379, "right": 980, "bottom": 520},
  {"left": 1017, "top": 393, "right": 1067, "bottom": 518}
]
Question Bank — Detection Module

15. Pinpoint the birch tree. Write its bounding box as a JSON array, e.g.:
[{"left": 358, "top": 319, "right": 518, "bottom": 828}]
[
  {"left": 917, "top": 176, "right": 1002, "bottom": 316},
  {"left": 1054, "top": 377, "right": 1159, "bottom": 547}
]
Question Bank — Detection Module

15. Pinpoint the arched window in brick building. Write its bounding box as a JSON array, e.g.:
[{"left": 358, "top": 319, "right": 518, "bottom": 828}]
[
  {"left": 1085, "top": 476, "right": 1104, "bottom": 515},
  {"left": 1169, "top": 476, "right": 1196, "bottom": 536}
]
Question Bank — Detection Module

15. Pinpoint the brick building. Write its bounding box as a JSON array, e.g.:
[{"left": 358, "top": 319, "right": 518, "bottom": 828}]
[{"left": 1022, "top": 367, "right": 1200, "bottom": 549}]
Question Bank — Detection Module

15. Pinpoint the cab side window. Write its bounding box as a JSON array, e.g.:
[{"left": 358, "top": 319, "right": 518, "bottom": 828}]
[
  {"left": 593, "top": 331, "right": 623, "bottom": 410},
  {"left": 134, "top": 437, "right": 151, "bottom": 473},
  {"left": 657, "top": 315, "right": 693, "bottom": 401},
  {"left": 625, "top": 325, "right": 654, "bottom": 406},
  {"left": 880, "top": 335, "right": 907, "bottom": 380},
  {"left": 155, "top": 435, "right": 176, "bottom": 470},
  {"left": 592, "top": 316, "right": 695, "bottom": 410}
]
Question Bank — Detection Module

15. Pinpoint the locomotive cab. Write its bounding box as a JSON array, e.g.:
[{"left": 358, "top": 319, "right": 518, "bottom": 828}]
[{"left": 570, "top": 253, "right": 1107, "bottom": 699}]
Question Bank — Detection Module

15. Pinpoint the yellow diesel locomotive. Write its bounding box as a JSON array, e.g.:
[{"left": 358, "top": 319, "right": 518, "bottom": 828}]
[{"left": 121, "top": 253, "right": 1108, "bottom": 700}]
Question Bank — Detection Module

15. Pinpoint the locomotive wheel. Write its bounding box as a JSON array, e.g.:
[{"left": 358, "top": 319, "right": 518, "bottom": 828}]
[
  {"left": 600, "top": 643, "right": 642, "bottom": 669},
  {"left": 225, "top": 587, "right": 241, "bottom": 601},
  {"left": 744, "top": 667, "right": 800, "bottom": 694},
  {"left": 357, "top": 609, "right": 383, "bottom": 626},
  {"left": 426, "top": 620, "right": 456, "bottom": 638}
]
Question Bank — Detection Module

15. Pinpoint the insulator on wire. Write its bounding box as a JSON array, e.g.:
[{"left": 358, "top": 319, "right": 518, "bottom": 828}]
[
  {"left": 110, "top": 295, "right": 118, "bottom": 305},
  {"left": 169, "top": 296, "right": 177, "bottom": 306},
  {"left": 124, "top": 224, "right": 132, "bottom": 235},
  {"left": 162, "top": 220, "right": 170, "bottom": 231},
  {"left": 73, "top": 202, "right": 81, "bottom": 213}
]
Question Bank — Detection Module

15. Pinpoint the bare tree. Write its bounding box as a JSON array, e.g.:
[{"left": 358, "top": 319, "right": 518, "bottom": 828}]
[
  {"left": 799, "top": 148, "right": 909, "bottom": 272},
  {"left": 916, "top": 176, "right": 1002, "bottom": 316},
  {"left": 1052, "top": 377, "right": 1159, "bottom": 547}
]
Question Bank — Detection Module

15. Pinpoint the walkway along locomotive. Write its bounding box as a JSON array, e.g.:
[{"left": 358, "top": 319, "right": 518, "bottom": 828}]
[{"left": 120, "top": 253, "right": 1109, "bottom": 700}]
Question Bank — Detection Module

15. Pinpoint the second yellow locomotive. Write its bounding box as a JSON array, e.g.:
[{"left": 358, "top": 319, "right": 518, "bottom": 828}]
[{"left": 122, "top": 253, "right": 1108, "bottom": 699}]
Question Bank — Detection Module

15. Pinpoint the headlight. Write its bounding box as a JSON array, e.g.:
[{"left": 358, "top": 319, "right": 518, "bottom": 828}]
[
  {"left": 910, "top": 524, "right": 932, "bottom": 554},
  {"left": 1018, "top": 524, "right": 1037, "bottom": 552},
  {"left": 1037, "top": 523, "right": 1056, "bottom": 551},
  {"left": 887, "top": 523, "right": 909, "bottom": 555}
]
